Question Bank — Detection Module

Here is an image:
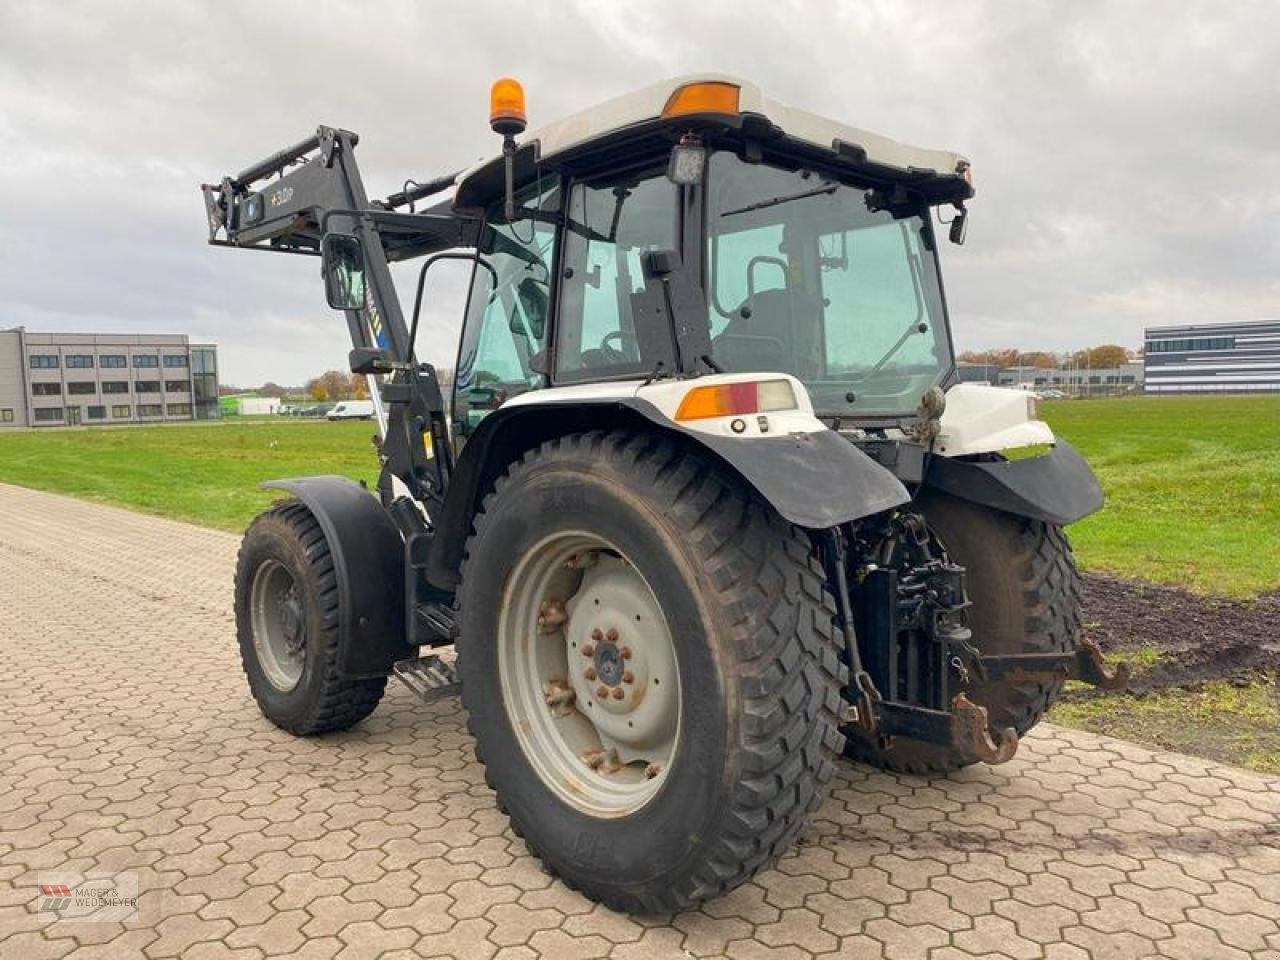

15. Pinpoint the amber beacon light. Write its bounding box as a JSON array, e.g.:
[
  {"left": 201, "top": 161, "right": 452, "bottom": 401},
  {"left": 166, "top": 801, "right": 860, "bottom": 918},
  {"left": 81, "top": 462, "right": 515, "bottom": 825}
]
[
  {"left": 662, "top": 81, "right": 740, "bottom": 119},
  {"left": 490, "top": 77, "right": 527, "bottom": 136}
]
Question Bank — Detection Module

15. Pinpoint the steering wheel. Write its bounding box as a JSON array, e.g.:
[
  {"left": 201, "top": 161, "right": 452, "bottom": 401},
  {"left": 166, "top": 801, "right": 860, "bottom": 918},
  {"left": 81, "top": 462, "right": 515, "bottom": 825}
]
[{"left": 600, "top": 330, "right": 638, "bottom": 357}]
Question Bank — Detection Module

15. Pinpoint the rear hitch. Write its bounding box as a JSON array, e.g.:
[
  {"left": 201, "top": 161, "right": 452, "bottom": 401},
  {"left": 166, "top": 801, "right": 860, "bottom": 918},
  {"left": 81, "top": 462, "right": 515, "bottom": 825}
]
[
  {"left": 967, "top": 636, "right": 1132, "bottom": 692},
  {"left": 950, "top": 693, "right": 1019, "bottom": 765}
]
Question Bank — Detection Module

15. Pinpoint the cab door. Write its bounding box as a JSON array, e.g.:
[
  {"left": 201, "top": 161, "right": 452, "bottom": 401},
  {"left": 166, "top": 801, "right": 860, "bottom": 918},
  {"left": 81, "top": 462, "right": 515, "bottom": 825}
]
[{"left": 453, "top": 185, "right": 558, "bottom": 442}]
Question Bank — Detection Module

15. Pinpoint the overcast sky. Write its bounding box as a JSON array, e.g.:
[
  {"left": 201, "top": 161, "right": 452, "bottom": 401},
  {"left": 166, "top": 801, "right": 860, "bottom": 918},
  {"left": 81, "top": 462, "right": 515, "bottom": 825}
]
[{"left": 1, "top": 1, "right": 1276, "bottom": 386}]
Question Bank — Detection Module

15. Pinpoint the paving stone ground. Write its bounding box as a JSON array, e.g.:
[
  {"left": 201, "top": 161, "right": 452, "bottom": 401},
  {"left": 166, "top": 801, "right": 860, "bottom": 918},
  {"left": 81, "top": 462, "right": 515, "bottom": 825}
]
[{"left": 1, "top": 482, "right": 1277, "bottom": 960}]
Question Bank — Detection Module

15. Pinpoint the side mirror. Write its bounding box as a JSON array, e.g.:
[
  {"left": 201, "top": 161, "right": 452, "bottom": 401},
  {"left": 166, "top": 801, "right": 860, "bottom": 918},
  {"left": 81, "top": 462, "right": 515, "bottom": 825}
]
[
  {"left": 322, "top": 233, "right": 367, "bottom": 310},
  {"left": 948, "top": 206, "right": 968, "bottom": 246},
  {"left": 508, "top": 278, "right": 547, "bottom": 340}
]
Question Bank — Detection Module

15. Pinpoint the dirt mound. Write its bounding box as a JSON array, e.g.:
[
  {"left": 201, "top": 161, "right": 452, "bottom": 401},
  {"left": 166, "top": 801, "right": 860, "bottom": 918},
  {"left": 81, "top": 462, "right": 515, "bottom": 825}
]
[{"left": 1081, "top": 573, "right": 1280, "bottom": 692}]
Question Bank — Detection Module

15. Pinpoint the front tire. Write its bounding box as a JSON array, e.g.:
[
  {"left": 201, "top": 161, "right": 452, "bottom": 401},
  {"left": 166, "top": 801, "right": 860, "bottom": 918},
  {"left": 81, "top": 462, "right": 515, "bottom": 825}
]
[
  {"left": 234, "top": 500, "right": 386, "bottom": 735},
  {"left": 845, "top": 493, "right": 1082, "bottom": 774},
  {"left": 458, "top": 431, "right": 846, "bottom": 913}
]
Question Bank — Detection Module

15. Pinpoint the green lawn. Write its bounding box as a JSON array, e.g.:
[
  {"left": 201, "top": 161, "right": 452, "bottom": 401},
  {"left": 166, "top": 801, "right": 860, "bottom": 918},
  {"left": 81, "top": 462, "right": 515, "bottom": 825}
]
[
  {"left": 1040, "top": 395, "right": 1280, "bottom": 597},
  {"left": 0, "top": 419, "right": 380, "bottom": 532},
  {"left": 0, "top": 395, "right": 1277, "bottom": 595}
]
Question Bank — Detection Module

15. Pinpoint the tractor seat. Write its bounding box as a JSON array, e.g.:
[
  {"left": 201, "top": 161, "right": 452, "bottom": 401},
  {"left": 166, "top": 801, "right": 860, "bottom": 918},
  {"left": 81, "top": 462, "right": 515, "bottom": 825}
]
[{"left": 712, "top": 288, "right": 795, "bottom": 372}]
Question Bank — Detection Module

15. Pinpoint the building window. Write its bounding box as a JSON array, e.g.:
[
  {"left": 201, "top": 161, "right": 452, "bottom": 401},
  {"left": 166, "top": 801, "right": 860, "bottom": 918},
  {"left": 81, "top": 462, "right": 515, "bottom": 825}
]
[
  {"left": 32, "top": 382, "right": 62, "bottom": 396},
  {"left": 29, "top": 354, "right": 59, "bottom": 369},
  {"left": 87, "top": 406, "right": 106, "bottom": 420},
  {"left": 67, "top": 381, "right": 97, "bottom": 395},
  {"left": 100, "top": 355, "right": 127, "bottom": 368},
  {"left": 1122, "top": 375, "right": 1135, "bottom": 383},
  {"left": 163, "top": 355, "right": 189, "bottom": 368},
  {"left": 33, "top": 408, "right": 63, "bottom": 422},
  {"left": 165, "top": 380, "right": 191, "bottom": 393},
  {"left": 111, "top": 405, "right": 131, "bottom": 418},
  {"left": 1, "top": 409, "right": 13, "bottom": 423},
  {"left": 1148, "top": 336, "right": 1236, "bottom": 353},
  {"left": 65, "top": 354, "right": 95, "bottom": 368},
  {"left": 102, "top": 381, "right": 129, "bottom": 394},
  {"left": 133, "top": 355, "right": 160, "bottom": 368},
  {"left": 136, "top": 404, "right": 163, "bottom": 417},
  {"left": 167, "top": 403, "right": 193, "bottom": 416},
  {"left": 135, "top": 381, "right": 161, "bottom": 393},
  {"left": 191, "top": 348, "right": 219, "bottom": 420}
]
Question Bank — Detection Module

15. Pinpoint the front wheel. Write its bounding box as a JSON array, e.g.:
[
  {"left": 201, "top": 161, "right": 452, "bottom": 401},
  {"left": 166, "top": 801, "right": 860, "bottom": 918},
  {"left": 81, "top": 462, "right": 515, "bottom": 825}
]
[
  {"left": 458, "top": 431, "right": 846, "bottom": 913},
  {"left": 234, "top": 500, "right": 386, "bottom": 735}
]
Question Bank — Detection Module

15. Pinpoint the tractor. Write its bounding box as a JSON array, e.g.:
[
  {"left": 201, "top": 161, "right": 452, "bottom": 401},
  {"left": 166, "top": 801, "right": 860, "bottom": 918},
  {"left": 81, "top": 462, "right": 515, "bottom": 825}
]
[{"left": 201, "top": 75, "right": 1126, "bottom": 912}]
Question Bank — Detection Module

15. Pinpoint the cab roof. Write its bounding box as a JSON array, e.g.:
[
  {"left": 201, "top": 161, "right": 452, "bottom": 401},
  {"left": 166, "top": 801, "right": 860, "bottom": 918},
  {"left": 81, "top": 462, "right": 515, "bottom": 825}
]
[{"left": 453, "top": 73, "right": 973, "bottom": 213}]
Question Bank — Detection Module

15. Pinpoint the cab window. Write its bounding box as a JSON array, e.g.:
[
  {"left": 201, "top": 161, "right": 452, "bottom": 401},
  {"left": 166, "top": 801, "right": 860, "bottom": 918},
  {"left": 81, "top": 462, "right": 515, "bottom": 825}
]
[
  {"left": 554, "top": 170, "right": 678, "bottom": 382},
  {"left": 454, "top": 186, "right": 557, "bottom": 436}
]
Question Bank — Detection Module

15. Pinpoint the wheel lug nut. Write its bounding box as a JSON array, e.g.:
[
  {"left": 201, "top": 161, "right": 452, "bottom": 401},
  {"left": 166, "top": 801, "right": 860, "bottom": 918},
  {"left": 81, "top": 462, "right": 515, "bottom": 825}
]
[
  {"left": 620, "top": 646, "right": 632, "bottom": 660},
  {"left": 581, "top": 644, "right": 594, "bottom": 658},
  {"left": 611, "top": 687, "right": 624, "bottom": 700},
  {"left": 596, "top": 685, "right": 609, "bottom": 699},
  {"left": 591, "top": 628, "right": 603, "bottom": 642},
  {"left": 606, "top": 627, "right": 619, "bottom": 642},
  {"left": 584, "top": 667, "right": 597, "bottom": 681},
  {"left": 622, "top": 671, "right": 634, "bottom": 685}
]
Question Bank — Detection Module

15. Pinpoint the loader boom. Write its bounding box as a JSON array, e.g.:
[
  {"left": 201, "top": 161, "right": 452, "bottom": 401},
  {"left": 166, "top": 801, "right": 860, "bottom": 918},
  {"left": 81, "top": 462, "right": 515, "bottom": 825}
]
[{"left": 201, "top": 125, "right": 476, "bottom": 522}]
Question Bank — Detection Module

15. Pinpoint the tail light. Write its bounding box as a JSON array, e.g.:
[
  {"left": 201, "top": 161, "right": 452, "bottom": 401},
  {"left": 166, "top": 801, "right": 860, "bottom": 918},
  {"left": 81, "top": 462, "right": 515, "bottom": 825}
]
[{"left": 675, "top": 379, "right": 796, "bottom": 421}]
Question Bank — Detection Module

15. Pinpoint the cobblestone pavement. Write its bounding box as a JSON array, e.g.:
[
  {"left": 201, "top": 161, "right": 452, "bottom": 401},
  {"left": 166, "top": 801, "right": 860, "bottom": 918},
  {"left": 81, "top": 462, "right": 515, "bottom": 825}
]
[{"left": 1, "top": 482, "right": 1278, "bottom": 960}]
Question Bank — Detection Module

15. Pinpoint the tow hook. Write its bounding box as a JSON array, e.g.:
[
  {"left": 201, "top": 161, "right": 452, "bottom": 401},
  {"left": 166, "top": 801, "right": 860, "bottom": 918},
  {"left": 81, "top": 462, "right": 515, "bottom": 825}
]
[
  {"left": 950, "top": 693, "right": 1019, "bottom": 765},
  {"left": 1075, "top": 637, "right": 1131, "bottom": 691}
]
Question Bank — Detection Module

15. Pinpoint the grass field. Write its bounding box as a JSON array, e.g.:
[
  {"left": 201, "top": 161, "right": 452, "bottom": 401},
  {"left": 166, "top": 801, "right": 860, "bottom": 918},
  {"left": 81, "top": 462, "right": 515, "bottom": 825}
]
[
  {"left": 0, "top": 419, "right": 380, "bottom": 532},
  {"left": 1040, "top": 394, "right": 1280, "bottom": 597}
]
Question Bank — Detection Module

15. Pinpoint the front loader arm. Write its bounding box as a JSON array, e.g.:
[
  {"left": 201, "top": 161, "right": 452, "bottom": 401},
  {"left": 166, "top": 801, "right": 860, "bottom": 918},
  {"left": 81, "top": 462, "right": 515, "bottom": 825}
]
[{"left": 201, "top": 126, "right": 471, "bottom": 518}]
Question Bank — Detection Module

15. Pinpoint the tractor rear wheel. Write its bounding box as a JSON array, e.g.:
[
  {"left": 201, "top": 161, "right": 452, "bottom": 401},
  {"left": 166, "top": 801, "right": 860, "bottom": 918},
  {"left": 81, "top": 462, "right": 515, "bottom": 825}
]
[
  {"left": 845, "top": 493, "right": 1081, "bottom": 774},
  {"left": 457, "top": 430, "right": 846, "bottom": 913},
  {"left": 234, "top": 500, "right": 387, "bottom": 735}
]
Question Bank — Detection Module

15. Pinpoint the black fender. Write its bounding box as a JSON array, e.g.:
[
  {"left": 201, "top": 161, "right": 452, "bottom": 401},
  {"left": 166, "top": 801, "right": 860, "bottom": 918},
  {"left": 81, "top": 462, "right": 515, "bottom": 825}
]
[
  {"left": 923, "top": 439, "right": 1104, "bottom": 526},
  {"left": 425, "top": 399, "right": 910, "bottom": 590},
  {"left": 262, "top": 476, "right": 414, "bottom": 677}
]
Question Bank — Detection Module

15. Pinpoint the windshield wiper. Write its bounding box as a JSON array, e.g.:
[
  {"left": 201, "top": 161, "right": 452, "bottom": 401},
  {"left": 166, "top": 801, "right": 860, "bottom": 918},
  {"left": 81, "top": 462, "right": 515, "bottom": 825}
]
[{"left": 721, "top": 181, "right": 837, "bottom": 218}]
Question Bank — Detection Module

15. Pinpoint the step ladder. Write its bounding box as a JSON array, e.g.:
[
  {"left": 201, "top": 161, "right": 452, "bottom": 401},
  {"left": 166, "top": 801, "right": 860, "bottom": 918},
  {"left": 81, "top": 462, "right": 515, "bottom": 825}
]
[{"left": 392, "top": 654, "right": 460, "bottom": 704}]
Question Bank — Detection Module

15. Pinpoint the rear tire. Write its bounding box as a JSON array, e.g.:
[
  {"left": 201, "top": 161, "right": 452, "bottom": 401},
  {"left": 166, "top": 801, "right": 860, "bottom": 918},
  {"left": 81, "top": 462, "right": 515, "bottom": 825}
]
[
  {"left": 458, "top": 431, "right": 846, "bottom": 913},
  {"left": 845, "top": 493, "right": 1081, "bottom": 774},
  {"left": 234, "top": 500, "right": 386, "bottom": 735}
]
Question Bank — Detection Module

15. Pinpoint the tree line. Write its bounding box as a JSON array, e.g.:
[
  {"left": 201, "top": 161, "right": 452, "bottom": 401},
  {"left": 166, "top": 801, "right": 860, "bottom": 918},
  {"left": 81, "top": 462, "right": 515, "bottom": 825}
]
[
  {"left": 223, "top": 368, "right": 456, "bottom": 403},
  {"left": 957, "top": 344, "right": 1133, "bottom": 370}
]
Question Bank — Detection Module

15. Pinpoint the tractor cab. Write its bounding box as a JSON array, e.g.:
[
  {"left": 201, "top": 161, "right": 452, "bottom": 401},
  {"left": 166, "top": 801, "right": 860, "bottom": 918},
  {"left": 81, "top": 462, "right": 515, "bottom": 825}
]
[{"left": 451, "top": 75, "right": 973, "bottom": 439}]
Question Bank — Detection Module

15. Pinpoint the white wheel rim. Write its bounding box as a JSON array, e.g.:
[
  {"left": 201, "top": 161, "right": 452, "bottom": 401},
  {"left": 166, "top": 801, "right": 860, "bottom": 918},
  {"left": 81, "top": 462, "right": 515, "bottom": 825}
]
[
  {"left": 497, "top": 532, "right": 681, "bottom": 818},
  {"left": 250, "top": 558, "right": 307, "bottom": 691}
]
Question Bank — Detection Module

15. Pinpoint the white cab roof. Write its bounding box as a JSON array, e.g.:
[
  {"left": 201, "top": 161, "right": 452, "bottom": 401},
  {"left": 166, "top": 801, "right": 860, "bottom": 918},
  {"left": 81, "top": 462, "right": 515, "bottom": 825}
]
[{"left": 454, "top": 73, "right": 970, "bottom": 208}]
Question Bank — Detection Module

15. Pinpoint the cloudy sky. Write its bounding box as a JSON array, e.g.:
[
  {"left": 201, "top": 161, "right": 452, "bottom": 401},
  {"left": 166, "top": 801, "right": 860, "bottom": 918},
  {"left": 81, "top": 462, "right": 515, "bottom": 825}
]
[{"left": 1, "top": 1, "right": 1276, "bottom": 386}]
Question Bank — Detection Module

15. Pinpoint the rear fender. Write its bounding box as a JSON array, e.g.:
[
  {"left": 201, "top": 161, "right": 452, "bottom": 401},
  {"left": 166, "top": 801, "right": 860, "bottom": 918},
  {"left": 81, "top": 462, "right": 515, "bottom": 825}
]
[
  {"left": 425, "top": 399, "right": 909, "bottom": 590},
  {"left": 262, "top": 476, "right": 413, "bottom": 677}
]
